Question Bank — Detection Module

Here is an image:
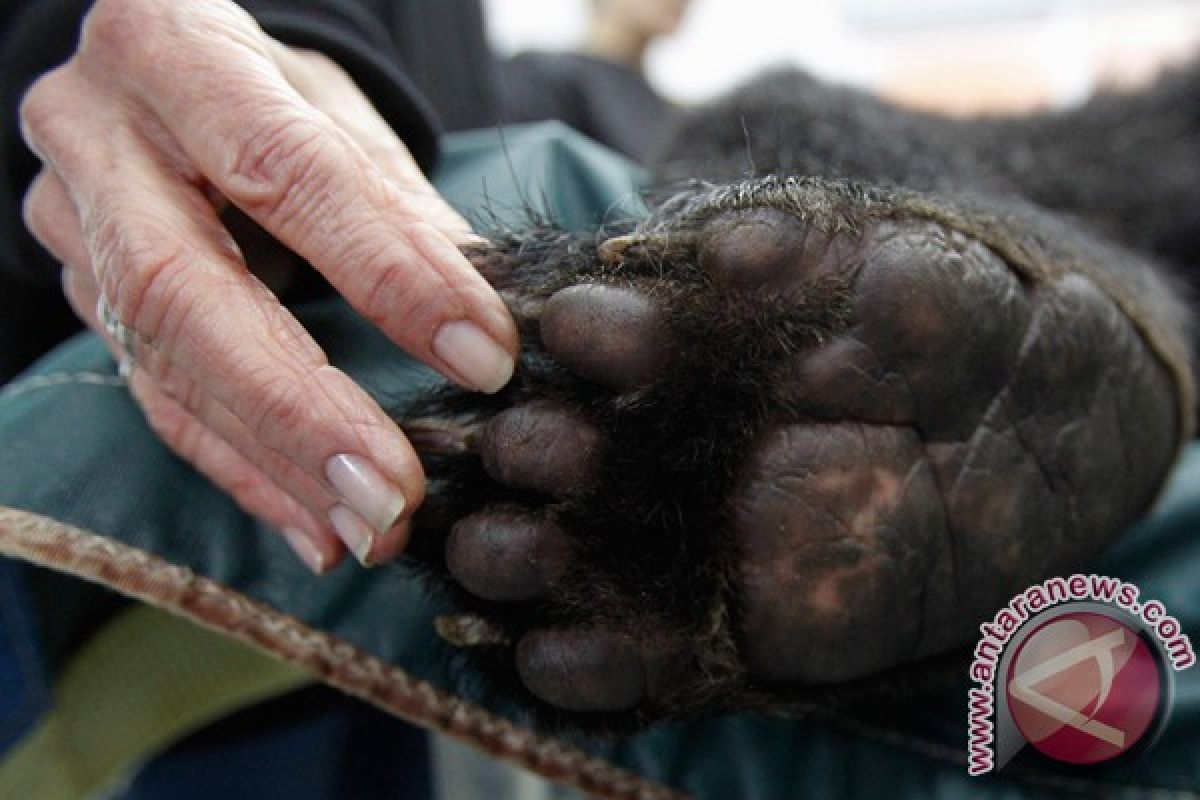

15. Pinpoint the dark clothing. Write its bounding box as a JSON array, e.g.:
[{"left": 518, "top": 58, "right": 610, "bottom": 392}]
[
  {"left": 0, "top": 0, "right": 96, "bottom": 381},
  {"left": 0, "top": 4, "right": 499, "bottom": 790},
  {"left": 500, "top": 51, "right": 674, "bottom": 166},
  {"left": 0, "top": 1, "right": 676, "bottom": 383},
  {"left": 0, "top": 0, "right": 496, "bottom": 383}
]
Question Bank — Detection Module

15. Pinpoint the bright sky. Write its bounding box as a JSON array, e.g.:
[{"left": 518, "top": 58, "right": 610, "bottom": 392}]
[
  {"left": 483, "top": 0, "right": 886, "bottom": 101},
  {"left": 483, "top": 0, "right": 1200, "bottom": 110}
]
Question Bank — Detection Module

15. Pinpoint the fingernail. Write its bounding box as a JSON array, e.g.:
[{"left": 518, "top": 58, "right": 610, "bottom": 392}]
[
  {"left": 432, "top": 320, "right": 514, "bottom": 394},
  {"left": 457, "top": 232, "right": 490, "bottom": 249},
  {"left": 281, "top": 527, "right": 328, "bottom": 575},
  {"left": 324, "top": 454, "right": 406, "bottom": 533},
  {"left": 329, "top": 505, "right": 377, "bottom": 567}
]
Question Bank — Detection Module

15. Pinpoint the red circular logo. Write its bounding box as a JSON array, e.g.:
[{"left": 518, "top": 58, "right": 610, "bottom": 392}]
[{"left": 1005, "top": 611, "right": 1163, "bottom": 765}]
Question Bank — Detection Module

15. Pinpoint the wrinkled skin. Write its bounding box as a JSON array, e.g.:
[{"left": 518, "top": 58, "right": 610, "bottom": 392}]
[{"left": 399, "top": 175, "right": 1184, "bottom": 730}]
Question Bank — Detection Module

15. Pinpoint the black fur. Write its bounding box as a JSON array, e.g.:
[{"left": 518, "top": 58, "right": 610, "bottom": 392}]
[{"left": 392, "top": 63, "right": 1198, "bottom": 734}]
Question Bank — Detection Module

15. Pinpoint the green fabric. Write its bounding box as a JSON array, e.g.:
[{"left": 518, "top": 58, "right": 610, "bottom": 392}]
[
  {"left": 0, "top": 122, "right": 1197, "bottom": 798},
  {"left": 0, "top": 605, "right": 310, "bottom": 799},
  {"left": 433, "top": 121, "right": 649, "bottom": 232}
]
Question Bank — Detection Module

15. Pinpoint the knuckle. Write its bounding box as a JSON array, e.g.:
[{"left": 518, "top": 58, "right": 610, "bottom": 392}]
[
  {"left": 259, "top": 300, "right": 325, "bottom": 366},
  {"left": 346, "top": 246, "right": 412, "bottom": 323},
  {"left": 155, "top": 366, "right": 200, "bottom": 408},
  {"left": 91, "top": 206, "right": 192, "bottom": 341},
  {"left": 18, "top": 68, "right": 76, "bottom": 150},
  {"left": 349, "top": 242, "right": 453, "bottom": 334},
  {"left": 224, "top": 466, "right": 271, "bottom": 509},
  {"left": 80, "top": 0, "right": 163, "bottom": 65},
  {"left": 224, "top": 112, "right": 335, "bottom": 226},
  {"left": 144, "top": 401, "right": 191, "bottom": 451},
  {"left": 240, "top": 372, "right": 313, "bottom": 446},
  {"left": 140, "top": 378, "right": 206, "bottom": 451}
]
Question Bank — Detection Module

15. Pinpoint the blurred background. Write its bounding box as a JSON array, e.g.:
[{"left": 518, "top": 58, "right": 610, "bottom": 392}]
[{"left": 484, "top": 0, "right": 1200, "bottom": 113}]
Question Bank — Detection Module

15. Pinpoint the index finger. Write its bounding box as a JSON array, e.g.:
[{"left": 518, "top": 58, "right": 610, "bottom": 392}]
[{"left": 87, "top": 0, "right": 516, "bottom": 394}]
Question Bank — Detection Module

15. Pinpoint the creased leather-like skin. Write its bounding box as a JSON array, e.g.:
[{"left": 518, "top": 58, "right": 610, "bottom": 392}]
[
  {"left": 399, "top": 68, "right": 1197, "bottom": 733},
  {"left": 0, "top": 77, "right": 1196, "bottom": 793}
]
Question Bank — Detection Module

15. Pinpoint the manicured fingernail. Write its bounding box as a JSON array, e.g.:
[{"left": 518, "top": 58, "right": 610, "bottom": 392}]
[
  {"left": 324, "top": 454, "right": 406, "bottom": 533},
  {"left": 281, "top": 527, "right": 327, "bottom": 575},
  {"left": 433, "top": 320, "right": 514, "bottom": 394},
  {"left": 457, "top": 232, "right": 490, "bottom": 248},
  {"left": 329, "top": 505, "right": 377, "bottom": 567}
]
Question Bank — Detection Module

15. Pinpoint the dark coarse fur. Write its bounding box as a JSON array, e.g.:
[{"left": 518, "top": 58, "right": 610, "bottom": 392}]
[
  {"left": 392, "top": 61, "right": 1200, "bottom": 734},
  {"left": 404, "top": 204, "right": 858, "bottom": 733},
  {"left": 656, "top": 62, "right": 1200, "bottom": 297}
]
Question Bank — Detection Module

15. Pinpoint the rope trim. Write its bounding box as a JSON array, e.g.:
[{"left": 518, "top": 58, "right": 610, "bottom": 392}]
[{"left": 0, "top": 506, "right": 684, "bottom": 800}]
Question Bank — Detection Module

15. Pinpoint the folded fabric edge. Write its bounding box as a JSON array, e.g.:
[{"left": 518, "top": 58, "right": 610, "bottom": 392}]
[{"left": 0, "top": 506, "right": 684, "bottom": 800}]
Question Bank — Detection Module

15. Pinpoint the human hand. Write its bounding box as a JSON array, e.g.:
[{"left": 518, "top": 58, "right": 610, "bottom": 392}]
[{"left": 19, "top": 0, "right": 517, "bottom": 574}]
